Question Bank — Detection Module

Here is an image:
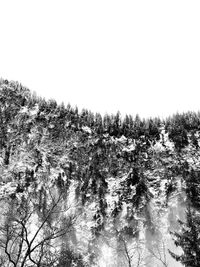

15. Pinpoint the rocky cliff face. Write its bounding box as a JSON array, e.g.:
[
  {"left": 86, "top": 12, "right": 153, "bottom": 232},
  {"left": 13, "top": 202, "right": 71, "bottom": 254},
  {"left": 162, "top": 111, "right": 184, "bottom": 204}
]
[{"left": 0, "top": 79, "right": 200, "bottom": 266}]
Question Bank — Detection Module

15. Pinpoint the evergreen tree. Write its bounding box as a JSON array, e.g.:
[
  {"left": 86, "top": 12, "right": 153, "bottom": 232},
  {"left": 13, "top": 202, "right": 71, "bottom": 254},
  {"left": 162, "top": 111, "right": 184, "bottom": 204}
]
[
  {"left": 185, "top": 169, "right": 200, "bottom": 209},
  {"left": 169, "top": 207, "right": 200, "bottom": 267}
]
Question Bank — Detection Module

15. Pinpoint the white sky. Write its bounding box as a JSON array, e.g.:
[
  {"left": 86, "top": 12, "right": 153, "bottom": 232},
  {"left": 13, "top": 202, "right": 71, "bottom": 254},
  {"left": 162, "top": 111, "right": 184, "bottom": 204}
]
[{"left": 0, "top": 0, "right": 200, "bottom": 118}]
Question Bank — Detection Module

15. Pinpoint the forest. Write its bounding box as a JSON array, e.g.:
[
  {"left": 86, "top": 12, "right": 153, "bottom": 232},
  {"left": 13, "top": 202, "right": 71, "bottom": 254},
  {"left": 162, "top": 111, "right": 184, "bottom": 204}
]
[{"left": 0, "top": 79, "right": 200, "bottom": 266}]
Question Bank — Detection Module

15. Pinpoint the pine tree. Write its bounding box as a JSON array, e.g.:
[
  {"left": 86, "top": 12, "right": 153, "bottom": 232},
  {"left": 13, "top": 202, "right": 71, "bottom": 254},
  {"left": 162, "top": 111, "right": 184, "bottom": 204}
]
[
  {"left": 185, "top": 169, "right": 200, "bottom": 209},
  {"left": 169, "top": 207, "right": 200, "bottom": 267}
]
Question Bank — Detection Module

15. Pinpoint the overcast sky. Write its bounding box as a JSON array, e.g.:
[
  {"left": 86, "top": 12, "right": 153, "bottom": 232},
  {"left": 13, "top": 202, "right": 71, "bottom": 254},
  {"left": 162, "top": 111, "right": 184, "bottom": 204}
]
[{"left": 0, "top": 0, "right": 200, "bottom": 118}]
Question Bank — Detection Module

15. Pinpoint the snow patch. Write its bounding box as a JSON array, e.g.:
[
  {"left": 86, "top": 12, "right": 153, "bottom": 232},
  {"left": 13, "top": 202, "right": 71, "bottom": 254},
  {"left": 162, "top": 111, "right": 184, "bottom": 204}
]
[{"left": 82, "top": 126, "right": 92, "bottom": 134}]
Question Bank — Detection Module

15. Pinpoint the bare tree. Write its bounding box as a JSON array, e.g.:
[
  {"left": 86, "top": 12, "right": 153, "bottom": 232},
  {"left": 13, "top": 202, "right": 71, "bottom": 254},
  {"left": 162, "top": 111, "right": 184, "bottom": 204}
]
[
  {"left": 117, "top": 233, "right": 144, "bottom": 267},
  {"left": 102, "top": 227, "right": 145, "bottom": 267},
  {"left": 0, "top": 189, "right": 75, "bottom": 267},
  {"left": 147, "top": 239, "right": 169, "bottom": 267}
]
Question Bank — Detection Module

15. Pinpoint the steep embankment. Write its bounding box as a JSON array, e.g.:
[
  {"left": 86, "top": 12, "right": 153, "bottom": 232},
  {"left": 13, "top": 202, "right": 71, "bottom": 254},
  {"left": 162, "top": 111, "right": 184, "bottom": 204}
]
[{"left": 0, "top": 79, "right": 200, "bottom": 266}]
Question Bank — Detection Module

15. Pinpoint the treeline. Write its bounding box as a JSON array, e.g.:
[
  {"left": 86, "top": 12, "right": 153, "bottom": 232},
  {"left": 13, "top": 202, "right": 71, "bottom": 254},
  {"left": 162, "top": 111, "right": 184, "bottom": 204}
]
[{"left": 1, "top": 78, "right": 200, "bottom": 150}]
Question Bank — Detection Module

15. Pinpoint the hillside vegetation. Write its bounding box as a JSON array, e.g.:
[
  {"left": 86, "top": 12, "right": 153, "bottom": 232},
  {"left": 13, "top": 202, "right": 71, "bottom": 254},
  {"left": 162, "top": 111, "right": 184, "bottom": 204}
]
[{"left": 0, "top": 79, "right": 200, "bottom": 267}]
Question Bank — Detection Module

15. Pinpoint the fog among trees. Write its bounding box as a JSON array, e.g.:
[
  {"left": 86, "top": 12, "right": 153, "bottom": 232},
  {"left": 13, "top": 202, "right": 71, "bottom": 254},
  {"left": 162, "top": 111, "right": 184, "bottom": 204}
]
[{"left": 0, "top": 79, "right": 200, "bottom": 266}]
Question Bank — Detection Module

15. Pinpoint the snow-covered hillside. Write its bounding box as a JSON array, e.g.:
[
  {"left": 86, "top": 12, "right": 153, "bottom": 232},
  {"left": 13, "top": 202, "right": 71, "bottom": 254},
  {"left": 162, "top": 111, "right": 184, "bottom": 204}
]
[{"left": 0, "top": 79, "right": 200, "bottom": 267}]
